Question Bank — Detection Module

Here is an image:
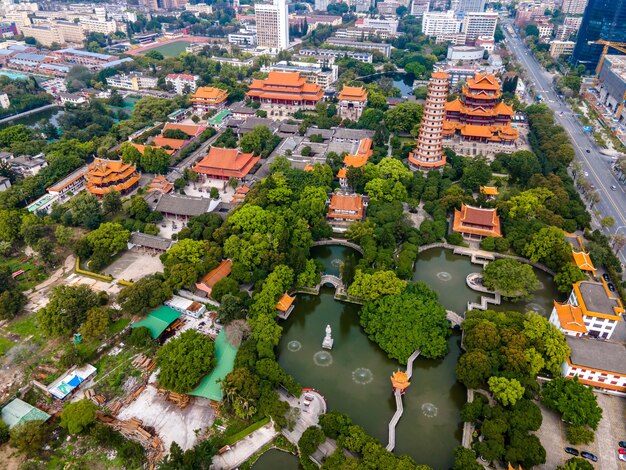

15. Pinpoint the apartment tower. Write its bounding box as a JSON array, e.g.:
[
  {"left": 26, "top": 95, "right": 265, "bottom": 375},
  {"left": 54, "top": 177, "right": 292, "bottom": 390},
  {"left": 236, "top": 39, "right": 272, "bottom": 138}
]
[
  {"left": 409, "top": 71, "right": 450, "bottom": 171},
  {"left": 255, "top": 0, "right": 289, "bottom": 51}
]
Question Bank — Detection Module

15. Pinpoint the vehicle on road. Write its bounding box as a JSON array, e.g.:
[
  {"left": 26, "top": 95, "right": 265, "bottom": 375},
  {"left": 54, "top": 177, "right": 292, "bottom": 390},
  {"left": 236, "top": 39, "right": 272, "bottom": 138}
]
[
  {"left": 565, "top": 447, "right": 579, "bottom": 456},
  {"left": 584, "top": 172, "right": 589, "bottom": 177},
  {"left": 608, "top": 283, "right": 616, "bottom": 292},
  {"left": 603, "top": 273, "right": 611, "bottom": 282},
  {"left": 581, "top": 451, "right": 598, "bottom": 462},
  {"left": 611, "top": 185, "right": 617, "bottom": 190},
  {"left": 586, "top": 149, "right": 591, "bottom": 153}
]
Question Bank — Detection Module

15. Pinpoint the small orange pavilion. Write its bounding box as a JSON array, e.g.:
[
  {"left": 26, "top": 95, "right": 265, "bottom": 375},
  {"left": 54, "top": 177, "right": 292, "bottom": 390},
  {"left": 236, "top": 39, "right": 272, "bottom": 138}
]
[{"left": 391, "top": 370, "right": 411, "bottom": 395}]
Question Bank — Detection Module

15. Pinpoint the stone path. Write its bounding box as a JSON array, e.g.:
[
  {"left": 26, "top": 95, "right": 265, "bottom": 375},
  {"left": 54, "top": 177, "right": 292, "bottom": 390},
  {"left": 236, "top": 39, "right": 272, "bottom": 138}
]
[{"left": 211, "top": 422, "right": 278, "bottom": 470}]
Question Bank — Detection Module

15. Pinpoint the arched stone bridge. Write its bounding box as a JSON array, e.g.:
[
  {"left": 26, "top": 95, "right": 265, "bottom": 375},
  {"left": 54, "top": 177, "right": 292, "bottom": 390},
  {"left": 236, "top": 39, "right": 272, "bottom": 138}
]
[
  {"left": 312, "top": 238, "right": 364, "bottom": 255},
  {"left": 320, "top": 274, "right": 343, "bottom": 289}
]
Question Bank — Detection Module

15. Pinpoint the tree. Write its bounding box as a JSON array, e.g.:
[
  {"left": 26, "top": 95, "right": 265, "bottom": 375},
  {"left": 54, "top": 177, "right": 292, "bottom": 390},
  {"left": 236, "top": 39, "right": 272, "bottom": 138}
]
[
  {"left": 460, "top": 157, "right": 492, "bottom": 192},
  {"left": 0, "top": 418, "right": 8, "bottom": 444},
  {"left": 384, "top": 102, "right": 423, "bottom": 133},
  {"left": 453, "top": 446, "right": 483, "bottom": 470},
  {"left": 347, "top": 270, "right": 407, "bottom": 302},
  {"left": 600, "top": 216, "right": 615, "bottom": 228},
  {"left": 566, "top": 424, "right": 595, "bottom": 445},
  {"left": 68, "top": 192, "right": 103, "bottom": 229},
  {"left": 37, "top": 285, "right": 101, "bottom": 336},
  {"left": 218, "top": 294, "right": 246, "bottom": 323},
  {"left": 525, "top": 24, "right": 539, "bottom": 37},
  {"left": 239, "top": 125, "right": 275, "bottom": 156},
  {"left": 319, "top": 410, "right": 352, "bottom": 439},
  {"left": 540, "top": 377, "right": 602, "bottom": 429},
  {"left": 554, "top": 264, "right": 585, "bottom": 293},
  {"left": 140, "top": 147, "right": 171, "bottom": 174},
  {"left": 488, "top": 376, "right": 525, "bottom": 406},
  {"left": 36, "top": 238, "right": 57, "bottom": 267},
  {"left": 9, "top": 420, "right": 49, "bottom": 456},
  {"left": 556, "top": 457, "right": 595, "bottom": 470},
  {"left": 86, "top": 222, "right": 130, "bottom": 256},
  {"left": 211, "top": 277, "right": 239, "bottom": 302},
  {"left": 60, "top": 399, "right": 97, "bottom": 434},
  {"left": 482, "top": 259, "right": 538, "bottom": 299},
  {"left": 102, "top": 190, "right": 122, "bottom": 214},
  {"left": 127, "top": 326, "right": 153, "bottom": 348},
  {"left": 456, "top": 350, "right": 492, "bottom": 388},
  {"left": 0, "top": 209, "right": 23, "bottom": 242},
  {"left": 297, "top": 259, "right": 320, "bottom": 287},
  {"left": 55, "top": 225, "right": 73, "bottom": 247},
  {"left": 80, "top": 307, "right": 109, "bottom": 340},
  {"left": 221, "top": 367, "right": 261, "bottom": 419},
  {"left": 117, "top": 276, "right": 172, "bottom": 315},
  {"left": 298, "top": 426, "right": 326, "bottom": 457},
  {"left": 523, "top": 226, "right": 572, "bottom": 272},
  {"left": 156, "top": 330, "right": 216, "bottom": 393},
  {"left": 360, "top": 282, "right": 450, "bottom": 362}
]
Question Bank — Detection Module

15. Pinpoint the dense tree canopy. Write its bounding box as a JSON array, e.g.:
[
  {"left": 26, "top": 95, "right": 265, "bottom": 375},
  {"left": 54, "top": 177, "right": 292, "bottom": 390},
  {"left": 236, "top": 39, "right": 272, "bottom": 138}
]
[
  {"left": 37, "top": 285, "right": 101, "bottom": 337},
  {"left": 482, "top": 259, "right": 538, "bottom": 299}
]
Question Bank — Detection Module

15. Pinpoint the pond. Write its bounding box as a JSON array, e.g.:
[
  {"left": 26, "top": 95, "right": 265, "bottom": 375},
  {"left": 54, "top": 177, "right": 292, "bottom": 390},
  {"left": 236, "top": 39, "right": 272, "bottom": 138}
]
[
  {"left": 1, "top": 107, "right": 65, "bottom": 129},
  {"left": 252, "top": 448, "right": 299, "bottom": 469},
  {"left": 360, "top": 72, "right": 415, "bottom": 97},
  {"left": 309, "top": 244, "right": 360, "bottom": 277},
  {"left": 413, "top": 247, "right": 564, "bottom": 317}
]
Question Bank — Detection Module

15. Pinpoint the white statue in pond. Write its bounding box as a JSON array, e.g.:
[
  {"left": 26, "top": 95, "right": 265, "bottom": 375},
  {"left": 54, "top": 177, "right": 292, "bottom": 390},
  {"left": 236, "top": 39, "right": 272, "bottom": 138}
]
[{"left": 322, "top": 324, "right": 334, "bottom": 350}]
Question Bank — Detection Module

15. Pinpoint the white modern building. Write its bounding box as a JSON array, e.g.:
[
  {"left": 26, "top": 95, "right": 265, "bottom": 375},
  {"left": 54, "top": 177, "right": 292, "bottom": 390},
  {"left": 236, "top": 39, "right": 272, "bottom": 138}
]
[
  {"left": 561, "top": 0, "right": 588, "bottom": 14},
  {"left": 254, "top": 0, "right": 289, "bottom": 51},
  {"left": 263, "top": 60, "right": 338, "bottom": 89},
  {"left": 447, "top": 44, "right": 484, "bottom": 62},
  {"left": 106, "top": 72, "right": 158, "bottom": 91},
  {"left": 228, "top": 30, "right": 257, "bottom": 46},
  {"left": 462, "top": 11, "right": 498, "bottom": 44},
  {"left": 410, "top": 0, "right": 430, "bottom": 16},
  {"left": 455, "top": 0, "right": 486, "bottom": 13},
  {"left": 422, "top": 10, "right": 463, "bottom": 43},
  {"left": 165, "top": 73, "right": 199, "bottom": 95}
]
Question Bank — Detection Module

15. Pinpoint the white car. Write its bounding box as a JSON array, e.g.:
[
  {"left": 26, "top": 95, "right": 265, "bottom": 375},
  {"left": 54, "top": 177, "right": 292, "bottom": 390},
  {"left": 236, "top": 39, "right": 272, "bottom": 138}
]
[{"left": 619, "top": 454, "right": 626, "bottom": 462}]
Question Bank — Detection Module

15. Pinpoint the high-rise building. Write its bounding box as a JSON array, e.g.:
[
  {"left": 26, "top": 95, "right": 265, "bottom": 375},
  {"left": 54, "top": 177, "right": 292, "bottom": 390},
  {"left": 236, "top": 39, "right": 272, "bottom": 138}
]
[
  {"left": 409, "top": 72, "right": 450, "bottom": 171},
  {"left": 462, "top": 11, "right": 498, "bottom": 44},
  {"left": 455, "top": 0, "right": 485, "bottom": 14},
  {"left": 561, "top": 0, "right": 589, "bottom": 14},
  {"left": 572, "top": 0, "right": 626, "bottom": 70},
  {"left": 422, "top": 10, "right": 462, "bottom": 41},
  {"left": 255, "top": 0, "right": 289, "bottom": 51}
]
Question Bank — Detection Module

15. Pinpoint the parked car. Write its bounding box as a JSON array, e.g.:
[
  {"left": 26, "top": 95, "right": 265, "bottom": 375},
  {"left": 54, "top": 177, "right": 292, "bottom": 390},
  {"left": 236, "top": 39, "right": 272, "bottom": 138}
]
[
  {"left": 565, "top": 447, "right": 579, "bottom": 456},
  {"left": 586, "top": 149, "right": 591, "bottom": 153},
  {"left": 608, "top": 283, "right": 616, "bottom": 292},
  {"left": 619, "top": 454, "right": 626, "bottom": 462},
  {"left": 619, "top": 441, "right": 626, "bottom": 448},
  {"left": 603, "top": 273, "right": 611, "bottom": 282},
  {"left": 611, "top": 185, "right": 617, "bottom": 190},
  {"left": 581, "top": 451, "right": 598, "bottom": 462},
  {"left": 619, "top": 448, "right": 626, "bottom": 455}
]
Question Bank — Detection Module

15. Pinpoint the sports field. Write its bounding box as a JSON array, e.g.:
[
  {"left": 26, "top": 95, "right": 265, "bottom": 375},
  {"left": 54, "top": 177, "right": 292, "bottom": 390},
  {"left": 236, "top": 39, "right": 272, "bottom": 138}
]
[{"left": 138, "top": 40, "right": 191, "bottom": 57}]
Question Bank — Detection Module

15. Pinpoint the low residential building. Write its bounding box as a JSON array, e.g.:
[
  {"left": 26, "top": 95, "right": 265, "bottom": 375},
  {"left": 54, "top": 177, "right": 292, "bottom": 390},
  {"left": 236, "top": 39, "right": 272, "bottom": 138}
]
[
  {"left": 326, "top": 38, "right": 391, "bottom": 58},
  {"left": 378, "top": 1, "right": 404, "bottom": 15},
  {"left": 148, "top": 176, "right": 174, "bottom": 194},
  {"left": 128, "top": 232, "right": 173, "bottom": 254},
  {"left": 59, "top": 92, "right": 88, "bottom": 105},
  {"left": 263, "top": 61, "right": 338, "bottom": 89},
  {"left": 326, "top": 193, "right": 367, "bottom": 231},
  {"left": 452, "top": 204, "right": 502, "bottom": 240},
  {"left": 195, "top": 259, "right": 232, "bottom": 297},
  {"left": 550, "top": 280, "right": 623, "bottom": 339},
  {"left": 106, "top": 72, "right": 158, "bottom": 91},
  {"left": 146, "top": 193, "right": 215, "bottom": 220},
  {"left": 479, "top": 185, "right": 498, "bottom": 200},
  {"left": 50, "top": 48, "right": 116, "bottom": 68},
  {"left": 230, "top": 103, "right": 256, "bottom": 119},
  {"left": 0, "top": 177, "right": 11, "bottom": 192},
  {"left": 48, "top": 364, "right": 97, "bottom": 400},
  {"left": 246, "top": 71, "right": 324, "bottom": 113},
  {"left": 228, "top": 30, "right": 257, "bottom": 46},
  {"left": 1, "top": 398, "right": 50, "bottom": 429},
  {"left": 276, "top": 292, "right": 296, "bottom": 319},
  {"left": 535, "top": 18, "right": 554, "bottom": 39},
  {"left": 562, "top": 336, "right": 626, "bottom": 392},
  {"left": 165, "top": 295, "right": 207, "bottom": 318},
  {"left": 193, "top": 146, "right": 260, "bottom": 181},
  {"left": 475, "top": 35, "right": 495, "bottom": 52},
  {"left": 355, "top": 17, "right": 399, "bottom": 36},
  {"left": 338, "top": 86, "right": 368, "bottom": 121},
  {"left": 9, "top": 154, "right": 47, "bottom": 176},
  {"left": 19, "top": 25, "right": 65, "bottom": 47},
  {"left": 85, "top": 159, "right": 140, "bottom": 197},
  {"left": 47, "top": 165, "right": 88, "bottom": 197},
  {"left": 298, "top": 48, "right": 373, "bottom": 64},
  {"left": 165, "top": 73, "right": 199, "bottom": 95},
  {"left": 549, "top": 40, "right": 575, "bottom": 59},
  {"left": 335, "top": 27, "right": 396, "bottom": 41},
  {"left": 191, "top": 86, "right": 229, "bottom": 114}
]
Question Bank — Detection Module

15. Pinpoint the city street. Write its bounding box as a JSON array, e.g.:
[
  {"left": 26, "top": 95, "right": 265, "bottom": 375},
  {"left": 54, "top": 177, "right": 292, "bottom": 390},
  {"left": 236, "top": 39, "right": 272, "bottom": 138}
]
[{"left": 503, "top": 23, "right": 626, "bottom": 266}]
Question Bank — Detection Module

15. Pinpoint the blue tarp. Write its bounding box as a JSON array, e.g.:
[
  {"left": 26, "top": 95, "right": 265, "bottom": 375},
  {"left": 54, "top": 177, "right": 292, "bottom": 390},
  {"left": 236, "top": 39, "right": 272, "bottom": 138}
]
[{"left": 67, "top": 375, "right": 82, "bottom": 387}]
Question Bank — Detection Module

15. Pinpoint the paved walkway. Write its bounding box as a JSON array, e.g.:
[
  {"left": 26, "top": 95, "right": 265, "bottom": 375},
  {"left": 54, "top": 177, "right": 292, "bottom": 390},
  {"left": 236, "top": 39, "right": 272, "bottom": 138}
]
[
  {"left": 386, "top": 349, "right": 420, "bottom": 451},
  {"left": 211, "top": 422, "right": 278, "bottom": 470},
  {"left": 279, "top": 388, "right": 326, "bottom": 444}
]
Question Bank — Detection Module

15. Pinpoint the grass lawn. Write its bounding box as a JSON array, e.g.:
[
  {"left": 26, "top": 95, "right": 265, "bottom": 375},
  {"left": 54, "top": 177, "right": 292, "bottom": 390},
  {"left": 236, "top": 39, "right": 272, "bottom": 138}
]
[
  {"left": 0, "top": 336, "right": 15, "bottom": 356},
  {"left": 108, "top": 318, "right": 130, "bottom": 335},
  {"left": 9, "top": 315, "right": 39, "bottom": 338},
  {"left": 0, "top": 254, "right": 48, "bottom": 291}
]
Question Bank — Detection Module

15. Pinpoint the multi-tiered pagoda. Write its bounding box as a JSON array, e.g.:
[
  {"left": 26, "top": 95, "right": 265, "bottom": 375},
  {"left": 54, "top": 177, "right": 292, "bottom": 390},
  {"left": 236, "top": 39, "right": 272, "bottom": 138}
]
[{"left": 443, "top": 73, "right": 518, "bottom": 146}]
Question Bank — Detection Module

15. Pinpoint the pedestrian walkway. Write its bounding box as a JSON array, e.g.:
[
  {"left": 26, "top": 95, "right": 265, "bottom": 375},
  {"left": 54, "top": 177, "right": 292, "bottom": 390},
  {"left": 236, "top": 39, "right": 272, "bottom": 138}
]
[
  {"left": 386, "top": 349, "right": 420, "bottom": 451},
  {"left": 211, "top": 422, "right": 278, "bottom": 470}
]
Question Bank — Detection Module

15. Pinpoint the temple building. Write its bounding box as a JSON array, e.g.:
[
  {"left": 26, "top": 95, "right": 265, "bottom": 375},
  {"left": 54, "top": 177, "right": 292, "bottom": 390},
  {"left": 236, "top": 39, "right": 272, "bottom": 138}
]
[
  {"left": 337, "top": 138, "right": 373, "bottom": 189},
  {"left": 408, "top": 72, "right": 450, "bottom": 171},
  {"left": 276, "top": 292, "right": 296, "bottom": 319},
  {"left": 572, "top": 250, "right": 596, "bottom": 275},
  {"left": 85, "top": 159, "right": 140, "bottom": 197},
  {"left": 326, "top": 193, "right": 367, "bottom": 231},
  {"left": 246, "top": 71, "right": 324, "bottom": 113},
  {"left": 192, "top": 147, "right": 260, "bottom": 181},
  {"left": 195, "top": 259, "right": 232, "bottom": 298},
  {"left": 479, "top": 186, "right": 499, "bottom": 200},
  {"left": 148, "top": 175, "right": 173, "bottom": 194},
  {"left": 191, "top": 86, "right": 229, "bottom": 115},
  {"left": 442, "top": 73, "right": 518, "bottom": 149},
  {"left": 337, "top": 86, "right": 368, "bottom": 121},
  {"left": 452, "top": 204, "right": 501, "bottom": 240},
  {"left": 549, "top": 280, "right": 623, "bottom": 339}
]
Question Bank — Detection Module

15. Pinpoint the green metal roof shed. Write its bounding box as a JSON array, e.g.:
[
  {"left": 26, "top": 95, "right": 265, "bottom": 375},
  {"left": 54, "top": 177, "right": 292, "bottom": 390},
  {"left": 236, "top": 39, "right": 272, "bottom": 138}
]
[
  {"left": 189, "top": 329, "right": 238, "bottom": 402},
  {"left": 131, "top": 305, "right": 181, "bottom": 339},
  {"left": 1, "top": 398, "right": 50, "bottom": 429}
]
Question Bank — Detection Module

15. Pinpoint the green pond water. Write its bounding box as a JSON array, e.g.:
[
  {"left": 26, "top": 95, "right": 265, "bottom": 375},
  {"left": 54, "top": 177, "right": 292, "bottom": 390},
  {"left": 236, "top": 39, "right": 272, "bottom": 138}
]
[
  {"left": 277, "top": 245, "right": 562, "bottom": 469},
  {"left": 252, "top": 449, "right": 299, "bottom": 469}
]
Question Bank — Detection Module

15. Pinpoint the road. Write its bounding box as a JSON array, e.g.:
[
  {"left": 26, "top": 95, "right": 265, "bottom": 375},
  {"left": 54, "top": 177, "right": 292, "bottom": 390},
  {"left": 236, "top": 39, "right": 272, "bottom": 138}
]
[{"left": 503, "top": 23, "right": 626, "bottom": 266}]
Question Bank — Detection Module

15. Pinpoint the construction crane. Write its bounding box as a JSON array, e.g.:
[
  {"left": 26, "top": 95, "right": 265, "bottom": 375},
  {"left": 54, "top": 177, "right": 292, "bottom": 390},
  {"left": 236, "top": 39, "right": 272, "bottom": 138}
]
[
  {"left": 589, "top": 40, "right": 626, "bottom": 75},
  {"left": 616, "top": 91, "right": 626, "bottom": 120}
]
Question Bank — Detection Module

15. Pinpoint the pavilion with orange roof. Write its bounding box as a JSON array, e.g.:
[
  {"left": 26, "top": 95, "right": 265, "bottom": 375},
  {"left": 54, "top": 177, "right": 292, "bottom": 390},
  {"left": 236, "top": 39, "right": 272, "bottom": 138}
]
[
  {"left": 276, "top": 292, "right": 296, "bottom": 319},
  {"left": 85, "top": 159, "right": 140, "bottom": 197},
  {"left": 246, "top": 71, "right": 324, "bottom": 111},
  {"left": 337, "top": 138, "right": 373, "bottom": 189},
  {"left": 338, "top": 85, "right": 368, "bottom": 121},
  {"left": 480, "top": 185, "right": 499, "bottom": 200},
  {"left": 572, "top": 250, "right": 596, "bottom": 275},
  {"left": 390, "top": 370, "right": 411, "bottom": 395},
  {"left": 452, "top": 203, "right": 502, "bottom": 240},
  {"left": 191, "top": 86, "right": 228, "bottom": 114},
  {"left": 148, "top": 175, "right": 173, "bottom": 194},
  {"left": 443, "top": 73, "right": 518, "bottom": 146}
]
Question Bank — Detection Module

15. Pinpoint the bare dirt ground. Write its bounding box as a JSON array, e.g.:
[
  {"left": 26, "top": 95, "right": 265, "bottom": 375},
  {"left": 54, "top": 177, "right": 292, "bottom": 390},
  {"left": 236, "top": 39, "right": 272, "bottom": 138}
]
[
  {"left": 103, "top": 251, "right": 164, "bottom": 282},
  {"left": 117, "top": 381, "right": 215, "bottom": 451},
  {"left": 0, "top": 444, "right": 26, "bottom": 470}
]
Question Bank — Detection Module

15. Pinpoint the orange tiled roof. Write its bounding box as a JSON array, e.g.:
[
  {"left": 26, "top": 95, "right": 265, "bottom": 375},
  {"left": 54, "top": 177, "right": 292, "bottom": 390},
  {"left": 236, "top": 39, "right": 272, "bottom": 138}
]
[
  {"left": 264, "top": 71, "right": 307, "bottom": 86},
  {"left": 480, "top": 186, "right": 499, "bottom": 196},
  {"left": 86, "top": 159, "right": 140, "bottom": 196},
  {"left": 356, "top": 138, "right": 373, "bottom": 157},
  {"left": 343, "top": 154, "right": 369, "bottom": 168},
  {"left": 328, "top": 193, "right": 364, "bottom": 220},
  {"left": 338, "top": 86, "right": 368, "bottom": 102},
  {"left": 148, "top": 175, "right": 173, "bottom": 194},
  {"left": 153, "top": 136, "right": 187, "bottom": 150},
  {"left": 193, "top": 146, "right": 260, "bottom": 179},
  {"left": 553, "top": 301, "right": 588, "bottom": 333},
  {"left": 276, "top": 292, "right": 295, "bottom": 312},
  {"left": 163, "top": 122, "right": 205, "bottom": 137},
  {"left": 572, "top": 280, "right": 624, "bottom": 320},
  {"left": 431, "top": 71, "right": 450, "bottom": 80},
  {"left": 467, "top": 73, "right": 500, "bottom": 91},
  {"left": 494, "top": 101, "right": 515, "bottom": 116},
  {"left": 445, "top": 99, "right": 463, "bottom": 112},
  {"left": 337, "top": 167, "right": 347, "bottom": 178},
  {"left": 247, "top": 72, "right": 324, "bottom": 103},
  {"left": 461, "top": 125, "right": 494, "bottom": 138},
  {"left": 196, "top": 259, "right": 232, "bottom": 294},
  {"left": 130, "top": 143, "right": 175, "bottom": 156},
  {"left": 191, "top": 86, "right": 228, "bottom": 103},
  {"left": 391, "top": 370, "right": 410, "bottom": 390},
  {"left": 572, "top": 251, "right": 596, "bottom": 273},
  {"left": 453, "top": 203, "right": 502, "bottom": 238},
  {"left": 304, "top": 163, "right": 314, "bottom": 172}
]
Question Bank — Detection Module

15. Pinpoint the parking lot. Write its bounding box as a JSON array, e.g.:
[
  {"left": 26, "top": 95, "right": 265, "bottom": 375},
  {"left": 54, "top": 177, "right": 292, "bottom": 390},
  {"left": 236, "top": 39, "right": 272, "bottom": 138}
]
[
  {"left": 535, "top": 393, "right": 626, "bottom": 470},
  {"left": 104, "top": 250, "right": 164, "bottom": 282}
]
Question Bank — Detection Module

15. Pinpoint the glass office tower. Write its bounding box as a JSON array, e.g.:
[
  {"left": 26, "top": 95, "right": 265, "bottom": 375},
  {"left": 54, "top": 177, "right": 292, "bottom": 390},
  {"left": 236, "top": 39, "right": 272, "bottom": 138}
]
[{"left": 572, "top": 0, "right": 626, "bottom": 70}]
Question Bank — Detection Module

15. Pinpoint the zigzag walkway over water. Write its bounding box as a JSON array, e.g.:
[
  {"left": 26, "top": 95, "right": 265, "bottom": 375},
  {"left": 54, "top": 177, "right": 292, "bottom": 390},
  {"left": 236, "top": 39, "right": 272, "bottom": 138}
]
[{"left": 386, "top": 349, "right": 421, "bottom": 451}]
